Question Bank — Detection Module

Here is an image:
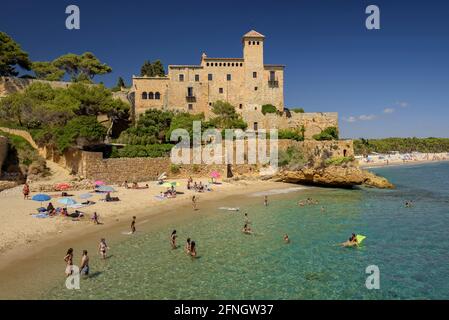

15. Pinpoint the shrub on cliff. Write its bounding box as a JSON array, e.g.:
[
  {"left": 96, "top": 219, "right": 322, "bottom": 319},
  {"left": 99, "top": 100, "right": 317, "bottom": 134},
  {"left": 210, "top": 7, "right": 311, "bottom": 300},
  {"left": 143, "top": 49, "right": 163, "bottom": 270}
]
[
  {"left": 278, "top": 129, "right": 304, "bottom": 141},
  {"left": 313, "top": 126, "right": 339, "bottom": 141},
  {"left": 110, "top": 144, "right": 173, "bottom": 158},
  {"left": 292, "top": 108, "right": 305, "bottom": 113},
  {"left": 278, "top": 146, "right": 306, "bottom": 169},
  {"left": 261, "top": 104, "right": 277, "bottom": 115},
  {"left": 324, "top": 156, "right": 355, "bottom": 167}
]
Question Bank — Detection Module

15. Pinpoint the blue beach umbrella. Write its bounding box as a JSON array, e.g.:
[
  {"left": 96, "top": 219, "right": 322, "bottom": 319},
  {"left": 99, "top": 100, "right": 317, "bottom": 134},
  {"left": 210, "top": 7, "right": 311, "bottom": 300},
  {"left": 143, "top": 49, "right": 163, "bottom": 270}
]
[
  {"left": 32, "top": 194, "right": 51, "bottom": 202},
  {"left": 58, "top": 197, "right": 77, "bottom": 206},
  {"left": 97, "top": 185, "right": 116, "bottom": 193},
  {"left": 31, "top": 194, "right": 51, "bottom": 207}
]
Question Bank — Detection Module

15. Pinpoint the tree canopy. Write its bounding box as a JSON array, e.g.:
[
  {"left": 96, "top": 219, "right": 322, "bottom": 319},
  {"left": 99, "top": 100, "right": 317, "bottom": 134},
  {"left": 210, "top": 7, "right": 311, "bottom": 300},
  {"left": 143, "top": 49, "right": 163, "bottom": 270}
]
[
  {"left": 0, "top": 32, "right": 32, "bottom": 76},
  {"left": 209, "top": 100, "right": 247, "bottom": 130},
  {"left": 52, "top": 52, "right": 112, "bottom": 82},
  {"left": 31, "top": 61, "right": 65, "bottom": 81},
  {"left": 140, "top": 60, "right": 165, "bottom": 77}
]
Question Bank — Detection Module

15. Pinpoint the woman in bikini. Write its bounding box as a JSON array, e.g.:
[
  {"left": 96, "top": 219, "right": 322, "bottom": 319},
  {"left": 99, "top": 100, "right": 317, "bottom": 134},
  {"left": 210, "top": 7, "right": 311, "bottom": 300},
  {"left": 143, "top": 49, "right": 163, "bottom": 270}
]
[
  {"left": 99, "top": 238, "right": 108, "bottom": 259},
  {"left": 64, "top": 248, "right": 74, "bottom": 277},
  {"left": 170, "top": 230, "right": 177, "bottom": 249},
  {"left": 190, "top": 241, "right": 197, "bottom": 257}
]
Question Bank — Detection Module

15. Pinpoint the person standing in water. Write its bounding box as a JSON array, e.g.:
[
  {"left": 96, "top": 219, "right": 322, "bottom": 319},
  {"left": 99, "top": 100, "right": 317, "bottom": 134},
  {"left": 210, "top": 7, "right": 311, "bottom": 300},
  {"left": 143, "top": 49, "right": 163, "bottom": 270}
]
[
  {"left": 242, "top": 223, "right": 253, "bottom": 235},
  {"left": 170, "top": 230, "right": 177, "bottom": 249},
  {"left": 184, "top": 238, "right": 191, "bottom": 254},
  {"left": 190, "top": 241, "right": 197, "bottom": 257},
  {"left": 192, "top": 195, "right": 198, "bottom": 211},
  {"left": 284, "top": 234, "right": 290, "bottom": 243},
  {"left": 131, "top": 216, "right": 136, "bottom": 233},
  {"left": 80, "top": 250, "right": 90, "bottom": 276},
  {"left": 264, "top": 195, "right": 268, "bottom": 206},
  {"left": 64, "top": 248, "right": 74, "bottom": 277},
  {"left": 244, "top": 213, "right": 251, "bottom": 224},
  {"left": 99, "top": 238, "right": 109, "bottom": 259}
]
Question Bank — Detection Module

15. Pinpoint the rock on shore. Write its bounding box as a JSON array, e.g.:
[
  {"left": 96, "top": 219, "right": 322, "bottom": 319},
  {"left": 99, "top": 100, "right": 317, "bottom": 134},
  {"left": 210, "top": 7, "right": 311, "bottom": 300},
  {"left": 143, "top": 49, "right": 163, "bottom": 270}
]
[{"left": 273, "top": 165, "right": 394, "bottom": 189}]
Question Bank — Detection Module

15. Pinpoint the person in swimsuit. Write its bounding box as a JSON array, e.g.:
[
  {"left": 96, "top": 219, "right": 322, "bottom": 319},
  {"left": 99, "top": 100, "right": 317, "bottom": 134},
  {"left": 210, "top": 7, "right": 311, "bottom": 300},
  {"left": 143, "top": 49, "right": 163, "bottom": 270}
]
[
  {"left": 341, "top": 233, "right": 358, "bottom": 247},
  {"left": 192, "top": 196, "right": 198, "bottom": 210},
  {"left": 264, "top": 195, "right": 268, "bottom": 206},
  {"left": 22, "top": 183, "right": 30, "bottom": 200},
  {"left": 284, "top": 234, "right": 290, "bottom": 243},
  {"left": 64, "top": 248, "right": 74, "bottom": 277},
  {"left": 80, "top": 250, "right": 89, "bottom": 276},
  {"left": 131, "top": 216, "right": 136, "bottom": 233},
  {"left": 170, "top": 230, "right": 177, "bottom": 249},
  {"left": 244, "top": 213, "right": 251, "bottom": 224},
  {"left": 242, "top": 223, "right": 252, "bottom": 235},
  {"left": 184, "top": 238, "right": 191, "bottom": 254},
  {"left": 99, "top": 238, "right": 108, "bottom": 259},
  {"left": 190, "top": 241, "right": 197, "bottom": 257},
  {"left": 92, "top": 212, "right": 100, "bottom": 224}
]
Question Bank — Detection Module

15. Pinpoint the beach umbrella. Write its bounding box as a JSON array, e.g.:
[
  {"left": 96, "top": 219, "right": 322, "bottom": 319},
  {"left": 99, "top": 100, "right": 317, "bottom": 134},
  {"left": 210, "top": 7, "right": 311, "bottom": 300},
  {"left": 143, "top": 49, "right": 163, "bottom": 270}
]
[
  {"left": 31, "top": 194, "right": 51, "bottom": 207},
  {"left": 157, "top": 172, "right": 167, "bottom": 180},
  {"left": 170, "top": 181, "right": 180, "bottom": 187},
  {"left": 94, "top": 180, "right": 106, "bottom": 186},
  {"left": 210, "top": 171, "right": 221, "bottom": 178},
  {"left": 58, "top": 197, "right": 77, "bottom": 206},
  {"left": 55, "top": 183, "right": 71, "bottom": 191},
  {"left": 32, "top": 194, "right": 51, "bottom": 202},
  {"left": 78, "top": 193, "right": 93, "bottom": 199},
  {"left": 97, "top": 185, "right": 116, "bottom": 193}
]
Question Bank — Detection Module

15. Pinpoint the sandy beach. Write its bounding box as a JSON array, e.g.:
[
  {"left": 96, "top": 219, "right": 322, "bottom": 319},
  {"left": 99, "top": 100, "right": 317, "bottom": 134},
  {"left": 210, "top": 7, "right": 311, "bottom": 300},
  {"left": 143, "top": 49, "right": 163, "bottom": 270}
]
[
  {"left": 357, "top": 152, "right": 449, "bottom": 168},
  {"left": 0, "top": 172, "right": 294, "bottom": 270}
]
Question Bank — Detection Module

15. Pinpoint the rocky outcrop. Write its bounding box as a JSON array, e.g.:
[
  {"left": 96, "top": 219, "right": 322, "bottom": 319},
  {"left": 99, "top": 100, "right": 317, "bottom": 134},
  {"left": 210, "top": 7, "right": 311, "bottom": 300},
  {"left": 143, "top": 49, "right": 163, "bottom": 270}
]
[{"left": 273, "top": 165, "right": 394, "bottom": 189}]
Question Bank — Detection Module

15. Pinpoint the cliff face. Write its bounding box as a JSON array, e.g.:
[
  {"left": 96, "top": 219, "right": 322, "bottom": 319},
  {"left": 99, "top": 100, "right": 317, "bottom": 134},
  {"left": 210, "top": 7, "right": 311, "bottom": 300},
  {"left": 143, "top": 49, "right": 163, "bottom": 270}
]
[{"left": 273, "top": 165, "right": 394, "bottom": 189}]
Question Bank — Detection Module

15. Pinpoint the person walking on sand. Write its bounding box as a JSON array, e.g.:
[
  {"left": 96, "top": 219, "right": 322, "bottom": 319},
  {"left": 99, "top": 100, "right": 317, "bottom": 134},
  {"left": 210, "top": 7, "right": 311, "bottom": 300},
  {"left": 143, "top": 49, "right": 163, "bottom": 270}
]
[
  {"left": 170, "top": 230, "right": 177, "bottom": 249},
  {"left": 80, "top": 250, "right": 90, "bottom": 276},
  {"left": 264, "top": 195, "right": 268, "bottom": 206},
  {"left": 22, "top": 183, "right": 30, "bottom": 200},
  {"left": 64, "top": 248, "right": 74, "bottom": 277},
  {"left": 92, "top": 212, "right": 100, "bottom": 225},
  {"left": 192, "top": 195, "right": 198, "bottom": 210},
  {"left": 99, "top": 238, "right": 109, "bottom": 259},
  {"left": 131, "top": 216, "right": 136, "bottom": 233}
]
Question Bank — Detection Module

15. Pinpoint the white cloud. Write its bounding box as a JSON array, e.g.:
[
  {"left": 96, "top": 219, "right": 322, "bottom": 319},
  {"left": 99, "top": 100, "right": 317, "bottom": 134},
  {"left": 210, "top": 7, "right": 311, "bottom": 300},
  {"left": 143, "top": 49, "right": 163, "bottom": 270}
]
[
  {"left": 358, "top": 114, "right": 377, "bottom": 121},
  {"left": 383, "top": 108, "right": 395, "bottom": 114},
  {"left": 343, "top": 116, "right": 357, "bottom": 123},
  {"left": 396, "top": 101, "right": 409, "bottom": 108}
]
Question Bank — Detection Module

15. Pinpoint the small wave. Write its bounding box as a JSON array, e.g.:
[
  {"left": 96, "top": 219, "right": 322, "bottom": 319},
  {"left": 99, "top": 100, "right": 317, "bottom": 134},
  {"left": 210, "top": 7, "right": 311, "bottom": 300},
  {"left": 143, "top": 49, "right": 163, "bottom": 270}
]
[{"left": 249, "top": 186, "right": 309, "bottom": 197}]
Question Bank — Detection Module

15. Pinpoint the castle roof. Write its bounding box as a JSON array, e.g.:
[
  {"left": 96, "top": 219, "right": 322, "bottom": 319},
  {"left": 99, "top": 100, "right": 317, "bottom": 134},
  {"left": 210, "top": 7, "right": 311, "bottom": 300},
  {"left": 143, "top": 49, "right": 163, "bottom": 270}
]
[{"left": 242, "top": 30, "right": 265, "bottom": 38}]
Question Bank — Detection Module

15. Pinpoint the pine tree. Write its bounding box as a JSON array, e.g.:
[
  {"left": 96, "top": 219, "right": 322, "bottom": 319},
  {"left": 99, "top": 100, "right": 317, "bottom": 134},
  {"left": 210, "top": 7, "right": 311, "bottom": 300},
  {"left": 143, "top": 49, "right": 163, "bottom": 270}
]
[
  {"left": 117, "top": 76, "right": 126, "bottom": 88},
  {"left": 152, "top": 60, "right": 165, "bottom": 77},
  {"left": 140, "top": 60, "right": 153, "bottom": 77}
]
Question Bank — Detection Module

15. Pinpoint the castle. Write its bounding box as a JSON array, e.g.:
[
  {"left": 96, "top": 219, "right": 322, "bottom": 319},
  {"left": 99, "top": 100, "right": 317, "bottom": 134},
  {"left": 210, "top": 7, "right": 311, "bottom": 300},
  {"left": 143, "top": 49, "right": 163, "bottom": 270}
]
[{"left": 131, "top": 30, "right": 338, "bottom": 136}]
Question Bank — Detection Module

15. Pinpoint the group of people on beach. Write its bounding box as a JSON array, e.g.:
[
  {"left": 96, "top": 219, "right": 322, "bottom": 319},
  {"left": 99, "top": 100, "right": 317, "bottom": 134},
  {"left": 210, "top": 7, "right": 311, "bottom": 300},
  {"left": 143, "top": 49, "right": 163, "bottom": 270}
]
[
  {"left": 187, "top": 177, "right": 211, "bottom": 193},
  {"left": 122, "top": 181, "right": 149, "bottom": 189},
  {"left": 169, "top": 230, "right": 197, "bottom": 257},
  {"left": 63, "top": 238, "right": 110, "bottom": 277}
]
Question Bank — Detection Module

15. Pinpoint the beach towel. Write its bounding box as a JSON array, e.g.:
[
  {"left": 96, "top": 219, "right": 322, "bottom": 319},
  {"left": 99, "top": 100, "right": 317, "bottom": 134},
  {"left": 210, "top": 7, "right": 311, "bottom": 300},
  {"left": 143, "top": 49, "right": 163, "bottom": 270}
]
[{"left": 32, "top": 213, "right": 49, "bottom": 218}]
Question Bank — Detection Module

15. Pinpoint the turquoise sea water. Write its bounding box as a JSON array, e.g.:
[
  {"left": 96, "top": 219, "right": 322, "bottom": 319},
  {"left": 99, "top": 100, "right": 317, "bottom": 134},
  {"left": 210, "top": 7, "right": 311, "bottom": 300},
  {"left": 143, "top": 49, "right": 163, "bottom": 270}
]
[{"left": 45, "top": 162, "right": 449, "bottom": 299}]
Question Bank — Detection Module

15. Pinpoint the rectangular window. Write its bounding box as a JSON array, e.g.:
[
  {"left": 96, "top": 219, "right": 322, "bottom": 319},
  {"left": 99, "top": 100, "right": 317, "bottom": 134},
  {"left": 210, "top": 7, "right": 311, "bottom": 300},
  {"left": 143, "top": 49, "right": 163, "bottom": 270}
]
[
  {"left": 219, "top": 88, "right": 224, "bottom": 94},
  {"left": 239, "top": 104, "right": 243, "bottom": 109},
  {"left": 254, "top": 87, "right": 258, "bottom": 91},
  {"left": 254, "top": 122, "right": 258, "bottom": 131},
  {"left": 227, "top": 74, "right": 231, "bottom": 81},
  {"left": 208, "top": 74, "right": 213, "bottom": 81},
  {"left": 195, "top": 74, "right": 200, "bottom": 82},
  {"left": 187, "top": 87, "right": 193, "bottom": 97},
  {"left": 188, "top": 104, "right": 193, "bottom": 110},
  {"left": 253, "top": 72, "right": 257, "bottom": 78},
  {"left": 179, "top": 74, "right": 184, "bottom": 82},
  {"left": 270, "top": 71, "right": 276, "bottom": 81}
]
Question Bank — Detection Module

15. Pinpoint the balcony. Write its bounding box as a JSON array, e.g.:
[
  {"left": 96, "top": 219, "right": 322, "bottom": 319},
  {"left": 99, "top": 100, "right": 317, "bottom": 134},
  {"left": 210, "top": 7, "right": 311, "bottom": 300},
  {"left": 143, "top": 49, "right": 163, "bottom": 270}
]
[
  {"left": 186, "top": 95, "right": 196, "bottom": 102},
  {"left": 268, "top": 79, "right": 279, "bottom": 88}
]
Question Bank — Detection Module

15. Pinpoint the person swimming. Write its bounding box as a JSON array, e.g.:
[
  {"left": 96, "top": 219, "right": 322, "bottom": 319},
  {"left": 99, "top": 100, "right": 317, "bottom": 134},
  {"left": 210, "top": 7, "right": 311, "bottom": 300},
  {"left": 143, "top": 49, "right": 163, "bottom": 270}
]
[
  {"left": 242, "top": 223, "right": 252, "bottom": 235},
  {"left": 284, "top": 234, "right": 290, "bottom": 243},
  {"left": 341, "top": 233, "right": 358, "bottom": 247},
  {"left": 170, "top": 230, "right": 177, "bottom": 249},
  {"left": 184, "top": 238, "right": 191, "bottom": 254},
  {"left": 99, "top": 238, "right": 108, "bottom": 259}
]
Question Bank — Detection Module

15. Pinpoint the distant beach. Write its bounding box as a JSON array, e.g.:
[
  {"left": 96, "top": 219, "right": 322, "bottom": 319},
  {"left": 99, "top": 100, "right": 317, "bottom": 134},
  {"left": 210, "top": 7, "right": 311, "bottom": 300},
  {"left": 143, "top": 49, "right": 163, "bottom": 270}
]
[{"left": 358, "top": 152, "right": 449, "bottom": 168}]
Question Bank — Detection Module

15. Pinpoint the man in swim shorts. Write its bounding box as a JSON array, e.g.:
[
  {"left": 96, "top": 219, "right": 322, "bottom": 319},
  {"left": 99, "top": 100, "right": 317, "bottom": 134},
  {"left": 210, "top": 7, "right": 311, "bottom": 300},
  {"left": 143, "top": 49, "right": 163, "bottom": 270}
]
[{"left": 80, "top": 250, "right": 90, "bottom": 276}]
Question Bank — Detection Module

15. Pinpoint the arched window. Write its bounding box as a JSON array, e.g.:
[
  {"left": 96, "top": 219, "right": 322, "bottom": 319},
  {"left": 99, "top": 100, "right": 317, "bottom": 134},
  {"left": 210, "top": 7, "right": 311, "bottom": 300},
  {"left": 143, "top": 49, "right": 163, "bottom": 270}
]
[
  {"left": 148, "top": 92, "right": 154, "bottom": 99},
  {"left": 215, "top": 63, "right": 218, "bottom": 66},
  {"left": 142, "top": 92, "right": 147, "bottom": 99},
  {"left": 248, "top": 41, "right": 251, "bottom": 45},
  {"left": 155, "top": 92, "right": 160, "bottom": 100},
  {"left": 206, "top": 63, "right": 209, "bottom": 66},
  {"left": 257, "top": 41, "right": 259, "bottom": 45},
  {"left": 219, "top": 63, "right": 222, "bottom": 66},
  {"left": 232, "top": 63, "right": 235, "bottom": 67},
  {"left": 240, "top": 63, "right": 243, "bottom": 67}
]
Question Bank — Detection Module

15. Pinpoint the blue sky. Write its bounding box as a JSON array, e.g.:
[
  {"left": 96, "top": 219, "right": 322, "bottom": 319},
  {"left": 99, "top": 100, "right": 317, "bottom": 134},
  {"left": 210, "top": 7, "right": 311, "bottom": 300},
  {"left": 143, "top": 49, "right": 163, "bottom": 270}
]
[{"left": 1, "top": 0, "right": 448, "bottom": 138}]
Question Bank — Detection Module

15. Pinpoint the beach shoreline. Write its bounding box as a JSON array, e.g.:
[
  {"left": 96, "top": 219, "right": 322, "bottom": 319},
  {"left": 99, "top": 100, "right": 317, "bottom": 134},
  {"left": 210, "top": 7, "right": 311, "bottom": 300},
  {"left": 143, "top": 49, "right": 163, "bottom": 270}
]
[
  {"left": 358, "top": 158, "right": 449, "bottom": 169},
  {"left": 0, "top": 179, "right": 297, "bottom": 280}
]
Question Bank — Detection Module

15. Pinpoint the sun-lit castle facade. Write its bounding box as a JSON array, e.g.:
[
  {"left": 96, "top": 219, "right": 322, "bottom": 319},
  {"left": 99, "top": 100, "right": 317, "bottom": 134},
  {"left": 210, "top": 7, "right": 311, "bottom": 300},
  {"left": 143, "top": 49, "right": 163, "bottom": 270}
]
[{"left": 132, "top": 30, "right": 284, "bottom": 121}]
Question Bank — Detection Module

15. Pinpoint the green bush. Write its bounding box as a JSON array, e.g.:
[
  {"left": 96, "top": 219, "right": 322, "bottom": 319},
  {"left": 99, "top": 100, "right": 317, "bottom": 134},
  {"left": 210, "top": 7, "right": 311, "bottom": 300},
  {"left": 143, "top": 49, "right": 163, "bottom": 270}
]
[
  {"left": 292, "top": 108, "right": 305, "bottom": 113},
  {"left": 278, "top": 146, "right": 306, "bottom": 169},
  {"left": 110, "top": 144, "right": 173, "bottom": 158},
  {"left": 261, "top": 104, "right": 277, "bottom": 115},
  {"left": 313, "top": 127, "right": 339, "bottom": 141},
  {"left": 324, "top": 156, "right": 355, "bottom": 166},
  {"left": 170, "top": 163, "right": 181, "bottom": 174},
  {"left": 278, "top": 129, "right": 304, "bottom": 141}
]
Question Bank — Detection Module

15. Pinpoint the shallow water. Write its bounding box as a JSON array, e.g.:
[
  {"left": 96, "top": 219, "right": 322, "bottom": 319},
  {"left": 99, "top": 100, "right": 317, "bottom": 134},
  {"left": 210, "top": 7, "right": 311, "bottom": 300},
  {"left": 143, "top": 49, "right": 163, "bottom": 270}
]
[{"left": 44, "top": 162, "right": 449, "bottom": 299}]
